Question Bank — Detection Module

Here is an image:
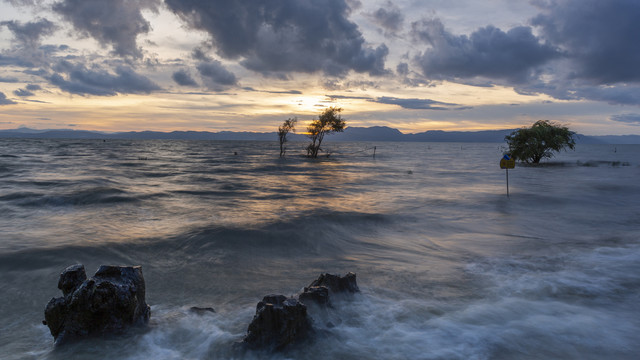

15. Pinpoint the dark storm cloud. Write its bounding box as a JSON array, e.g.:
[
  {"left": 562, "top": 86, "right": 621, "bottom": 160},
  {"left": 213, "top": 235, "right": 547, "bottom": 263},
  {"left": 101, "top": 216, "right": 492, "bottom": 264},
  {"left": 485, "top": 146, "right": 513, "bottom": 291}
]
[
  {"left": 409, "top": 1, "right": 640, "bottom": 106},
  {"left": 52, "top": 0, "right": 159, "bottom": 59},
  {"left": 0, "top": 50, "right": 38, "bottom": 68},
  {"left": 0, "top": 18, "right": 57, "bottom": 47},
  {"left": 0, "top": 76, "right": 20, "bottom": 83},
  {"left": 578, "top": 85, "right": 640, "bottom": 106},
  {"left": 412, "top": 18, "right": 559, "bottom": 84},
  {"left": 610, "top": 114, "right": 640, "bottom": 125},
  {"left": 368, "top": 1, "right": 404, "bottom": 35},
  {"left": 0, "top": 19, "right": 67, "bottom": 69},
  {"left": 516, "top": 78, "right": 640, "bottom": 106},
  {"left": 196, "top": 60, "right": 238, "bottom": 91},
  {"left": 0, "top": 92, "right": 17, "bottom": 105},
  {"left": 13, "top": 88, "right": 34, "bottom": 97},
  {"left": 531, "top": 0, "right": 640, "bottom": 84},
  {"left": 396, "top": 62, "right": 409, "bottom": 76},
  {"left": 26, "top": 84, "right": 41, "bottom": 91},
  {"left": 49, "top": 62, "right": 161, "bottom": 96},
  {"left": 164, "top": 0, "right": 388, "bottom": 76},
  {"left": 172, "top": 69, "right": 198, "bottom": 87},
  {"left": 191, "top": 47, "right": 213, "bottom": 62},
  {"left": 371, "top": 96, "right": 456, "bottom": 110}
]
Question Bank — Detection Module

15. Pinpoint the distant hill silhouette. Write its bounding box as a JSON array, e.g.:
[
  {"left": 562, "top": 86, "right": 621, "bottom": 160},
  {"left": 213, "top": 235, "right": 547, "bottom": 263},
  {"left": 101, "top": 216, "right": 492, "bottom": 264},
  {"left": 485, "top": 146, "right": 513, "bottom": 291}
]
[{"left": 1, "top": 126, "right": 639, "bottom": 144}]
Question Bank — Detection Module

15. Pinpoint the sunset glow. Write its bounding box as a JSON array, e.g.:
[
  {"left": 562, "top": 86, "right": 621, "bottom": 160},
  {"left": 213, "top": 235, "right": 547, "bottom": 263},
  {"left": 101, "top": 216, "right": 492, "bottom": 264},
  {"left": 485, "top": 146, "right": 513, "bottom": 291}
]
[{"left": 1, "top": 0, "right": 639, "bottom": 135}]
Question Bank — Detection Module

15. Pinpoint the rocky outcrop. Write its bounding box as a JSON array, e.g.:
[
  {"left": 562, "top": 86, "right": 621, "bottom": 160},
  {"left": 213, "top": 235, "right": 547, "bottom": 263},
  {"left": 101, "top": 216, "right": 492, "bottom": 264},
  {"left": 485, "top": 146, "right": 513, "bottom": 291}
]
[
  {"left": 43, "top": 264, "right": 150, "bottom": 345},
  {"left": 298, "top": 286, "right": 330, "bottom": 306},
  {"left": 244, "top": 295, "right": 313, "bottom": 351},
  {"left": 243, "top": 272, "right": 359, "bottom": 351},
  {"left": 189, "top": 306, "right": 216, "bottom": 315},
  {"left": 307, "top": 272, "right": 359, "bottom": 294}
]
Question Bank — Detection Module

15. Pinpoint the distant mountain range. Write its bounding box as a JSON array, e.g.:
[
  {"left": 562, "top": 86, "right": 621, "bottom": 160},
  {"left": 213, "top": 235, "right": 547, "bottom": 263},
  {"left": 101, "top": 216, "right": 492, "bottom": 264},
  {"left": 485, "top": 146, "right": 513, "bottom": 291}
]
[{"left": 1, "top": 126, "right": 639, "bottom": 144}]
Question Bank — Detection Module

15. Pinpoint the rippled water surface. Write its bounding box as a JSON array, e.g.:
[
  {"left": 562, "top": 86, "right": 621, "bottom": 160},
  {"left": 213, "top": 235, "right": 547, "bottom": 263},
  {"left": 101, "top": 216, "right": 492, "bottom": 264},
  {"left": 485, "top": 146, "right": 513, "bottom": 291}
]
[{"left": 1, "top": 139, "right": 639, "bottom": 359}]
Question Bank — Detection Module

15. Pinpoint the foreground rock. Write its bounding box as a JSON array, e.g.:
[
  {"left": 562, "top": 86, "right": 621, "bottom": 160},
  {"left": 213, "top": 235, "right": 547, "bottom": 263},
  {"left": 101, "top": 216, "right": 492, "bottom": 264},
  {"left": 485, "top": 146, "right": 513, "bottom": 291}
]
[
  {"left": 298, "top": 286, "right": 330, "bottom": 306},
  {"left": 244, "top": 295, "right": 313, "bottom": 351},
  {"left": 244, "top": 272, "right": 359, "bottom": 351},
  {"left": 307, "top": 272, "right": 359, "bottom": 294},
  {"left": 43, "top": 264, "right": 150, "bottom": 345}
]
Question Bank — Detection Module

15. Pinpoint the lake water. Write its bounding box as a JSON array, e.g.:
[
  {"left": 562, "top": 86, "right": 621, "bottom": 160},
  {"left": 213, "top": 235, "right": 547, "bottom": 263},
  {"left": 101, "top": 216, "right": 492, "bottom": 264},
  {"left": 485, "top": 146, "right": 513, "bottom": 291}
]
[{"left": 0, "top": 139, "right": 639, "bottom": 359}]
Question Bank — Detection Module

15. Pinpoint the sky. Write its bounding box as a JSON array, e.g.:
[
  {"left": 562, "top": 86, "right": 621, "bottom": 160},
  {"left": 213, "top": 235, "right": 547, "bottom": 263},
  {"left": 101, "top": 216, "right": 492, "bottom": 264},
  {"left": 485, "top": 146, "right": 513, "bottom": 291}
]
[{"left": 0, "top": 0, "right": 639, "bottom": 135}]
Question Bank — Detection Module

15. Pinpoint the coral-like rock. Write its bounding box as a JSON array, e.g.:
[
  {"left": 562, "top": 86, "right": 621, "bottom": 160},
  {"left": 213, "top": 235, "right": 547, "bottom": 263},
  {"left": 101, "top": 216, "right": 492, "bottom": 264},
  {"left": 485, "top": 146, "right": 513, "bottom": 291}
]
[{"left": 43, "top": 264, "right": 150, "bottom": 345}]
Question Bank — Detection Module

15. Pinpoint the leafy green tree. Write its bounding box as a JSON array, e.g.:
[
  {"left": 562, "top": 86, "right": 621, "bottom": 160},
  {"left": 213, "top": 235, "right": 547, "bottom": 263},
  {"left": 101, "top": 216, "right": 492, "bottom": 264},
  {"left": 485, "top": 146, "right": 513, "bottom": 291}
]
[
  {"left": 505, "top": 120, "right": 576, "bottom": 164},
  {"left": 306, "top": 107, "right": 346, "bottom": 158},
  {"left": 278, "top": 117, "right": 297, "bottom": 157}
]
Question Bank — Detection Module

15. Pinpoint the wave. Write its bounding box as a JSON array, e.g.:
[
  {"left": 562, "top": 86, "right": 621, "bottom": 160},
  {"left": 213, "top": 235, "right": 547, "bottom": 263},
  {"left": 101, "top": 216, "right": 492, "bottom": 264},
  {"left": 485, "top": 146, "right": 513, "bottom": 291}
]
[
  {"left": 0, "top": 186, "right": 152, "bottom": 207},
  {"left": 0, "top": 209, "right": 394, "bottom": 270}
]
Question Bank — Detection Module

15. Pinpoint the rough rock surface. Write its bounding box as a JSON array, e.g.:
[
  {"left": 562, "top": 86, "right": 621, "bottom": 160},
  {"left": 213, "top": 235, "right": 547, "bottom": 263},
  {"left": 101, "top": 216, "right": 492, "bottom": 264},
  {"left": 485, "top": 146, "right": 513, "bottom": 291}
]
[
  {"left": 298, "top": 286, "right": 330, "bottom": 306},
  {"left": 43, "top": 264, "right": 150, "bottom": 345},
  {"left": 189, "top": 306, "right": 216, "bottom": 315},
  {"left": 243, "top": 273, "right": 360, "bottom": 351},
  {"left": 307, "top": 272, "right": 360, "bottom": 294},
  {"left": 244, "top": 294, "right": 312, "bottom": 351}
]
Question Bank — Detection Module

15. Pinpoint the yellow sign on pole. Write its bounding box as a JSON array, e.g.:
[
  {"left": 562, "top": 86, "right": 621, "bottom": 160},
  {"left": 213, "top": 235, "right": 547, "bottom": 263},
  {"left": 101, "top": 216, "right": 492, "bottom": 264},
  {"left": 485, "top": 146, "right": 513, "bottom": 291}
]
[
  {"left": 500, "top": 156, "right": 515, "bottom": 169},
  {"left": 500, "top": 155, "right": 515, "bottom": 198}
]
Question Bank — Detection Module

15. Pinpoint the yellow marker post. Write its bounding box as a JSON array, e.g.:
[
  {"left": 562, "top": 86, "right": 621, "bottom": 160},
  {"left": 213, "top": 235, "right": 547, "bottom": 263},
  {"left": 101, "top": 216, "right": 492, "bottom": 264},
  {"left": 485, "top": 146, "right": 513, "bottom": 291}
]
[{"left": 500, "top": 155, "right": 515, "bottom": 197}]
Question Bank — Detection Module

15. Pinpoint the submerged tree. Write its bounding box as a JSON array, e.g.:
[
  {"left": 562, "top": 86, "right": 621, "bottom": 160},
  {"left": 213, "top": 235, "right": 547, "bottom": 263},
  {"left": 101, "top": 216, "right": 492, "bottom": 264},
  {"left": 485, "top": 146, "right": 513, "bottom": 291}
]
[
  {"left": 306, "top": 107, "right": 346, "bottom": 158},
  {"left": 278, "top": 117, "right": 297, "bottom": 157},
  {"left": 505, "top": 120, "right": 576, "bottom": 164}
]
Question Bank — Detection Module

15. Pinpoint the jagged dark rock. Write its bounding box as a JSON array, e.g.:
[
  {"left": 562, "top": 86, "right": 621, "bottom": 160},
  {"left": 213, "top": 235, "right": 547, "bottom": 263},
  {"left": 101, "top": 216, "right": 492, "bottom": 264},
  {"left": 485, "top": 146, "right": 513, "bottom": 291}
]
[
  {"left": 244, "top": 294, "right": 312, "bottom": 351},
  {"left": 307, "top": 272, "right": 359, "bottom": 294},
  {"left": 57, "top": 264, "right": 87, "bottom": 297},
  {"left": 242, "top": 272, "right": 359, "bottom": 351},
  {"left": 299, "top": 286, "right": 330, "bottom": 306},
  {"left": 189, "top": 306, "right": 216, "bottom": 315},
  {"left": 43, "top": 264, "right": 150, "bottom": 345}
]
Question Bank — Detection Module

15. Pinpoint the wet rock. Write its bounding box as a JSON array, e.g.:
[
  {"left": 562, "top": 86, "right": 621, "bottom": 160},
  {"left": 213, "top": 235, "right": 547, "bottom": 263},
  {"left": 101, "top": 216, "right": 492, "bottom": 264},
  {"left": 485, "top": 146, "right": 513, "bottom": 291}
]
[
  {"left": 43, "top": 264, "right": 150, "bottom": 345},
  {"left": 57, "top": 264, "right": 87, "bottom": 297},
  {"left": 189, "top": 306, "right": 216, "bottom": 315},
  {"left": 307, "top": 272, "right": 359, "bottom": 294},
  {"left": 244, "top": 294, "right": 312, "bottom": 351},
  {"left": 299, "top": 286, "right": 330, "bottom": 306}
]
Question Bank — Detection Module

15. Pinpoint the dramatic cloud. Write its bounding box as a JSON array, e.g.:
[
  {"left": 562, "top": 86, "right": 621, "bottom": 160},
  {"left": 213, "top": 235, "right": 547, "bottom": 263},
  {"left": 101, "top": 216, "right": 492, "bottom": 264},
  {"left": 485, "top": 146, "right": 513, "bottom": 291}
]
[
  {"left": 0, "top": 18, "right": 59, "bottom": 68},
  {"left": 196, "top": 60, "right": 238, "bottom": 91},
  {"left": 52, "top": 0, "right": 159, "bottom": 59},
  {"left": 368, "top": 1, "right": 404, "bottom": 35},
  {"left": 372, "top": 96, "right": 456, "bottom": 110},
  {"left": 165, "top": 0, "right": 388, "bottom": 76},
  {"left": 49, "top": 61, "right": 161, "bottom": 96},
  {"left": 0, "top": 18, "right": 57, "bottom": 48},
  {"left": 13, "top": 88, "right": 34, "bottom": 97},
  {"left": 172, "top": 69, "right": 198, "bottom": 87},
  {"left": 0, "top": 76, "right": 20, "bottom": 83},
  {"left": 409, "top": 1, "right": 640, "bottom": 105},
  {"left": 412, "top": 18, "right": 559, "bottom": 84},
  {"left": 396, "top": 62, "right": 409, "bottom": 76},
  {"left": 531, "top": 0, "right": 640, "bottom": 84},
  {"left": 0, "top": 92, "right": 17, "bottom": 105},
  {"left": 26, "top": 84, "right": 41, "bottom": 91},
  {"left": 610, "top": 114, "right": 640, "bottom": 125}
]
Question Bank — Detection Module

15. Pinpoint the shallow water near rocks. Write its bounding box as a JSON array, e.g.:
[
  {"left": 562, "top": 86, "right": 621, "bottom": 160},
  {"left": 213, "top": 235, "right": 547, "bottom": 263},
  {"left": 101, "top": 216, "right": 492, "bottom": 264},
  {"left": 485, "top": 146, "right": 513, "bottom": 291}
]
[{"left": 1, "top": 139, "right": 639, "bottom": 359}]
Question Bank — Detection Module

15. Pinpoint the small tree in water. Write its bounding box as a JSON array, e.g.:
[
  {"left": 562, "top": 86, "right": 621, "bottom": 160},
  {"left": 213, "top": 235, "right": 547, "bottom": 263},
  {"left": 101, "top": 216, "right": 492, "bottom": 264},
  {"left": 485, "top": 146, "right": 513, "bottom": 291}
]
[
  {"left": 505, "top": 120, "right": 576, "bottom": 164},
  {"left": 278, "top": 117, "right": 297, "bottom": 157},
  {"left": 306, "top": 107, "right": 346, "bottom": 158}
]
